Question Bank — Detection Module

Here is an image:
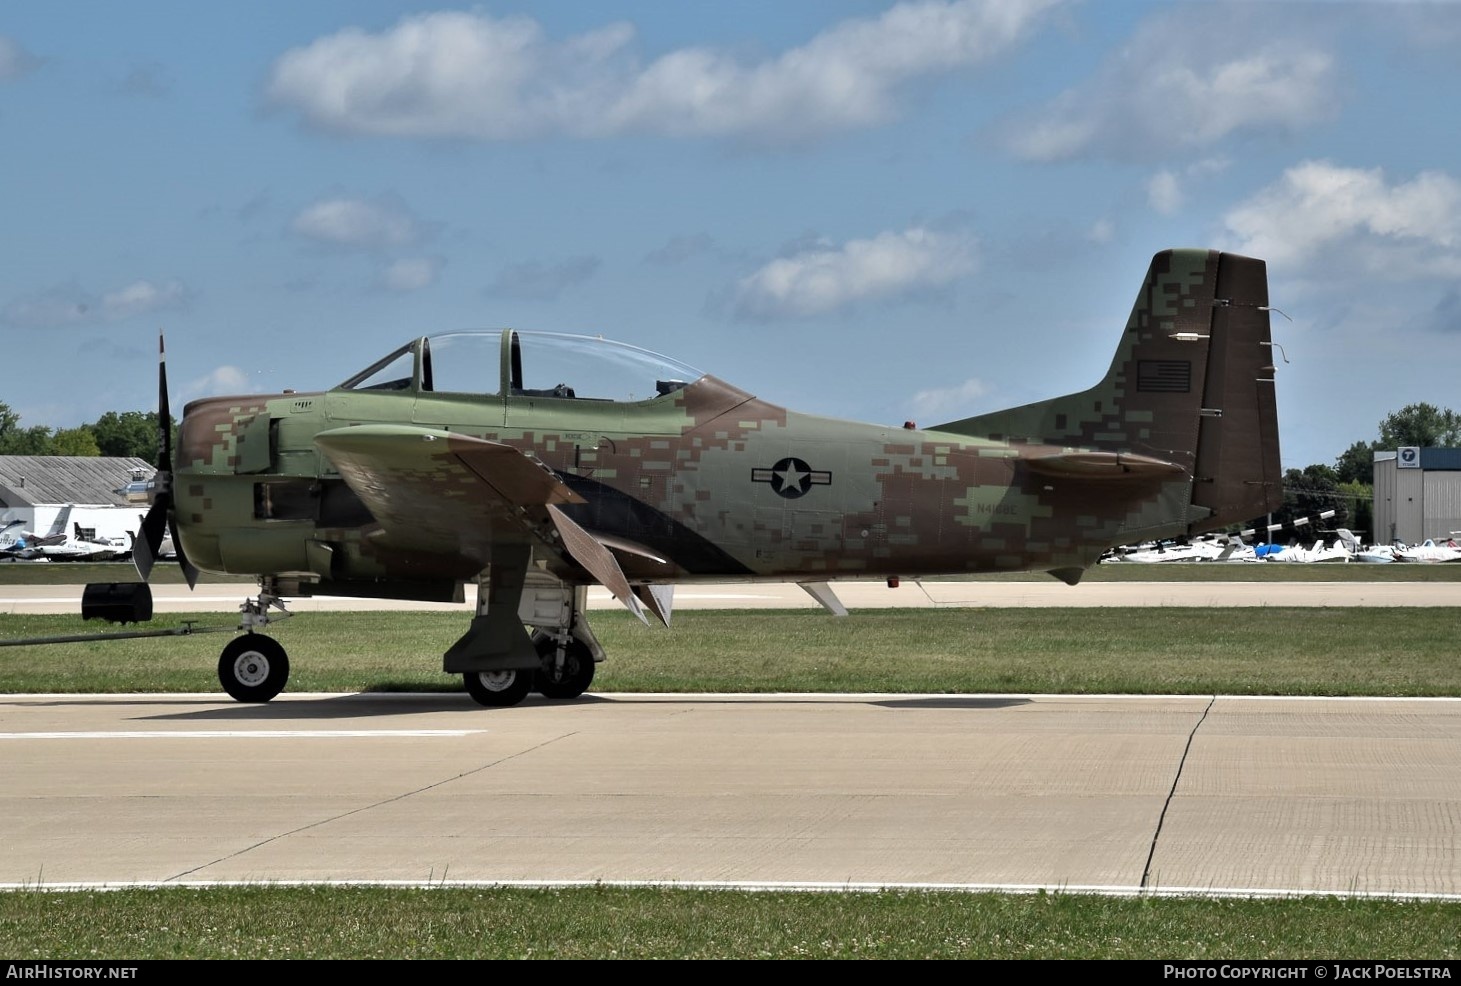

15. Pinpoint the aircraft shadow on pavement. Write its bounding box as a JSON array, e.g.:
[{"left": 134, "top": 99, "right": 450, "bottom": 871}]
[
  {"left": 871, "top": 696, "right": 1031, "bottom": 710},
  {"left": 0, "top": 696, "right": 236, "bottom": 711},
  {"left": 11, "top": 692, "right": 1035, "bottom": 720}
]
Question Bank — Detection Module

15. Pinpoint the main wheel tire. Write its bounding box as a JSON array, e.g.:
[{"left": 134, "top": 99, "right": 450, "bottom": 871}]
[
  {"left": 218, "top": 633, "right": 289, "bottom": 703},
  {"left": 532, "top": 632, "right": 596, "bottom": 700},
  {"left": 463, "top": 668, "right": 533, "bottom": 707}
]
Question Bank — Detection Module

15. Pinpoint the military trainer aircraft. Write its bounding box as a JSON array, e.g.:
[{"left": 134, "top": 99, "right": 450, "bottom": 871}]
[{"left": 95, "top": 247, "right": 1283, "bottom": 707}]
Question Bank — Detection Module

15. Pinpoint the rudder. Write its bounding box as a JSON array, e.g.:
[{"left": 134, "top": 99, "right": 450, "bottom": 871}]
[{"left": 1190, "top": 251, "right": 1283, "bottom": 530}]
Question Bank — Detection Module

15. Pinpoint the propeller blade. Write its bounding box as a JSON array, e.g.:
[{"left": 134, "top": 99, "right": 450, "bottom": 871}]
[
  {"left": 156, "top": 333, "right": 173, "bottom": 476},
  {"left": 168, "top": 512, "right": 199, "bottom": 589},
  {"left": 135, "top": 331, "right": 196, "bottom": 588},
  {"left": 132, "top": 497, "right": 170, "bottom": 583}
]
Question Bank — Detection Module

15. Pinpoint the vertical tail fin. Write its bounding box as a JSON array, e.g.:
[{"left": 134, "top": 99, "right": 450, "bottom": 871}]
[
  {"left": 932, "top": 248, "right": 1283, "bottom": 536},
  {"left": 45, "top": 504, "right": 73, "bottom": 541}
]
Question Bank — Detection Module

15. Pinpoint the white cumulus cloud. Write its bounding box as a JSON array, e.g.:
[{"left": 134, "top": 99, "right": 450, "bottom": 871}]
[
  {"left": 264, "top": 1, "right": 1062, "bottom": 142},
  {"left": 3, "top": 278, "right": 187, "bottom": 328},
  {"left": 292, "top": 196, "right": 423, "bottom": 248},
  {"left": 381, "top": 256, "right": 445, "bottom": 292},
  {"left": 998, "top": 10, "right": 1338, "bottom": 161},
  {"left": 1148, "top": 158, "right": 1229, "bottom": 216},
  {"left": 183, "top": 366, "right": 251, "bottom": 401},
  {"left": 102, "top": 280, "right": 187, "bottom": 320},
  {"left": 734, "top": 226, "right": 975, "bottom": 318},
  {"left": 1222, "top": 160, "right": 1461, "bottom": 278},
  {"left": 1147, "top": 171, "right": 1182, "bottom": 216},
  {"left": 909, "top": 377, "right": 989, "bottom": 420}
]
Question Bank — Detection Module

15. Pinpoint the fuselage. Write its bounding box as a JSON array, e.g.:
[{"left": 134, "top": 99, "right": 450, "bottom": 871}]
[{"left": 172, "top": 330, "right": 1167, "bottom": 591}]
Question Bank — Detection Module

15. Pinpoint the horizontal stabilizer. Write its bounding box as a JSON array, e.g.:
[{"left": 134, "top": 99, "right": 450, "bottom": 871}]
[{"left": 1024, "top": 450, "right": 1185, "bottom": 480}]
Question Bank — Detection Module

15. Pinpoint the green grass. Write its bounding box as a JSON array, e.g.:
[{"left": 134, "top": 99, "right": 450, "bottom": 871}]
[
  {"left": 3, "top": 607, "right": 1460, "bottom": 697},
  {"left": 1, "top": 886, "right": 1458, "bottom": 960},
  {"left": 6, "top": 571, "right": 1461, "bottom": 960}
]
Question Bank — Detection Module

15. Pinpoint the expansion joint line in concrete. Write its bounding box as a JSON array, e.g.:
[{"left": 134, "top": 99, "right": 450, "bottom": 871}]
[{"left": 1140, "top": 695, "right": 1215, "bottom": 891}]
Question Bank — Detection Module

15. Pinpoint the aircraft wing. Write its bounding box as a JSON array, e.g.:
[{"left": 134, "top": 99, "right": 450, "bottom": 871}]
[{"left": 314, "top": 424, "right": 653, "bottom": 623}]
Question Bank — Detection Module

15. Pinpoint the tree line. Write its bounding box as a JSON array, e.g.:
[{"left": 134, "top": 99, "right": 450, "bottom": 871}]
[
  {"left": 0, "top": 404, "right": 167, "bottom": 460},
  {"left": 1260, "top": 403, "right": 1460, "bottom": 543}
]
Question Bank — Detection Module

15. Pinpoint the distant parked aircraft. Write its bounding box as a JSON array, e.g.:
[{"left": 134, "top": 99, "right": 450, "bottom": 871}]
[{"left": 0, "top": 511, "right": 71, "bottom": 558}]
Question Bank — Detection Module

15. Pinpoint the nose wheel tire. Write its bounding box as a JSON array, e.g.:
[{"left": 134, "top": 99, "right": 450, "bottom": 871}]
[
  {"left": 463, "top": 668, "right": 533, "bottom": 707},
  {"left": 218, "top": 633, "right": 290, "bottom": 703}
]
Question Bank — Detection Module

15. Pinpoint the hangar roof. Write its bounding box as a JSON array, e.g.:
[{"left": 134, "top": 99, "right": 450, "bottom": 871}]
[{"left": 0, "top": 456, "right": 154, "bottom": 508}]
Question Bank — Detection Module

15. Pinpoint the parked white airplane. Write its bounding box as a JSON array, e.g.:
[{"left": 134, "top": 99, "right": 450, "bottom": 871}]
[
  {"left": 1101, "top": 535, "right": 1242, "bottom": 563},
  {"left": 66, "top": 523, "right": 131, "bottom": 561},
  {"left": 0, "top": 511, "right": 71, "bottom": 558},
  {"left": 1261, "top": 529, "right": 1356, "bottom": 563},
  {"left": 18, "top": 541, "right": 128, "bottom": 562},
  {"left": 1355, "top": 541, "right": 1401, "bottom": 563},
  {"left": 1396, "top": 538, "right": 1461, "bottom": 563},
  {"left": 1, "top": 507, "right": 131, "bottom": 562}
]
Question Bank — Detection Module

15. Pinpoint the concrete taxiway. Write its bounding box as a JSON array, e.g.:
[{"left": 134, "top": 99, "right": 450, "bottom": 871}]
[
  {"left": 2, "top": 691, "right": 1458, "bottom": 897},
  {"left": 1, "top": 578, "right": 1456, "bottom": 614},
  {"left": 1, "top": 577, "right": 1457, "bottom": 898}
]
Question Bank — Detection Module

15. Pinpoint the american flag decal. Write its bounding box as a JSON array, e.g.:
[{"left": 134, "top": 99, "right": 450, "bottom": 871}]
[{"left": 1137, "top": 360, "right": 1191, "bottom": 393}]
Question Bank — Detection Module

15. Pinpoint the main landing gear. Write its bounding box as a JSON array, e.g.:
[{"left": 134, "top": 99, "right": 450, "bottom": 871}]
[
  {"left": 459, "top": 631, "right": 596, "bottom": 707},
  {"left": 460, "top": 629, "right": 596, "bottom": 707},
  {"left": 211, "top": 575, "right": 604, "bottom": 708},
  {"left": 531, "top": 629, "right": 596, "bottom": 699},
  {"left": 452, "top": 567, "right": 604, "bottom": 709},
  {"left": 462, "top": 668, "right": 534, "bottom": 707}
]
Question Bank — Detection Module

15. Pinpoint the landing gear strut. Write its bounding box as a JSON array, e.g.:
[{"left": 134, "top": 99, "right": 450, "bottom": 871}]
[
  {"left": 217, "top": 581, "right": 294, "bottom": 704},
  {"left": 532, "top": 629, "right": 595, "bottom": 699},
  {"left": 452, "top": 563, "right": 605, "bottom": 708}
]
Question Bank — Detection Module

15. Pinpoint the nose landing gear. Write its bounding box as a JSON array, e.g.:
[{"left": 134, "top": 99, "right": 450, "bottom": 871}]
[{"left": 216, "top": 582, "right": 294, "bottom": 703}]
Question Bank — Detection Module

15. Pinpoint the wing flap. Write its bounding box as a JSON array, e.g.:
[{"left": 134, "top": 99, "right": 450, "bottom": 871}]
[{"left": 545, "top": 504, "right": 648, "bottom": 625}]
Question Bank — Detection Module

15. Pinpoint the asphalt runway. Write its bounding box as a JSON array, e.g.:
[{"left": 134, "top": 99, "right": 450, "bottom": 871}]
[{"left": 1, "top": 578, "right": 1459, "bottom": 898}]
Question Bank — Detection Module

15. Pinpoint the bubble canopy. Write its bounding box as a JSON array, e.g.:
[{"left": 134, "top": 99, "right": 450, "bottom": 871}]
[{"left": 337, "top": 330, "right": 705, "bottom": 403}]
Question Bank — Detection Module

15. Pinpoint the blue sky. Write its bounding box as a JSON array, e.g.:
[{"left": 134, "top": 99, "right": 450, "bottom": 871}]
[{"left": 3, "top": 1, "right": 1459, "bottom": 471}]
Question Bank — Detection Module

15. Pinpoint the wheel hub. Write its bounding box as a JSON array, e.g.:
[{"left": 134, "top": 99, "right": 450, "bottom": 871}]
[
  {"left": 475, "top": 670, "right": 517, "bottom": 693},
  {"left": 233, "top": 652, "right": 269, "bottom": 687}
]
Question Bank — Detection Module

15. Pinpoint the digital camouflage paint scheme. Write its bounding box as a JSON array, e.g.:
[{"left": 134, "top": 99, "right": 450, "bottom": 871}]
[{"left": 118, "top": 248, "right": 1282, "bottom": 707}]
